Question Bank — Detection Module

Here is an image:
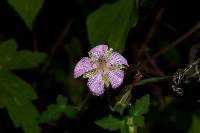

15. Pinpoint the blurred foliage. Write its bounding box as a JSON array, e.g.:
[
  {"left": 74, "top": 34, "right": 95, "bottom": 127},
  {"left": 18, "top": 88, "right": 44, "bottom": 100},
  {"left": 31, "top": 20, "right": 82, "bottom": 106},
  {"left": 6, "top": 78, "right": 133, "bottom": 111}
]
[
  {"left": 0, "top": 39, "right": 46, "bottom": 133},
  {"left": 87, "top": 0, "right": 138, "bottom": 52},
  {"left": 188, "top": 115, "right": 200, "bottom": 133},
  {"left": 0, "top": 0, "right": 199, "bottom": 132},
  {"left": 0, "top": 39, "right": 46, "bottom": 70},
  {"left": 39, "top": 95, "right": 78, "bottom": 124},
  {"left": 96, "top": 94, "right": 150, "bottom": 133},
  {"left": 7, "top": 0, "right": 44, "bottom": 30},
  {"left": 95, "top": 115, "right": 125, "bottom": 131},
  {"left": 130, "top": 95, "right": 150, "bottom": 127}
]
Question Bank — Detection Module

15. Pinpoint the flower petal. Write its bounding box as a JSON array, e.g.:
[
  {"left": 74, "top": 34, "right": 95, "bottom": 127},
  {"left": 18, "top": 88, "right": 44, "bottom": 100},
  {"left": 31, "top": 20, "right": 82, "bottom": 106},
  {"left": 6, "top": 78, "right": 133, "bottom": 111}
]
[
  {"left": 89, "top": 44, "right": 108, "bottom": 58},
  {"left": 74, "top": 57, "right": 95, "bottom": 78},
  {"left": 108, "top": 70, "right": 124, "bottom": 89},
  {"left": 87, "top": 73, "right": 104, "bottom": 96},
  {"left": 109, "top": 52, "right": 129, "bottom": 66}
]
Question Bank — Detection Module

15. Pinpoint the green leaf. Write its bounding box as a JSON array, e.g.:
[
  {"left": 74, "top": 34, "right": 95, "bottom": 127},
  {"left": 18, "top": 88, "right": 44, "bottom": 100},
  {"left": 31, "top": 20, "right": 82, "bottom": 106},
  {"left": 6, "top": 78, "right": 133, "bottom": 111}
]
[
  {"left": 95, "top": 115, "right": 123, "bottom": 131},
  {"left": 8, "top": 0, "right": 44, "bottom": 30},
  {"left": 39, "top": 95, "right": 77, "bottom": 123},
  {"left": 133, "top": 115, "right": 144, "bottom": 127},
  {"left": 188, "top": 115, "right": 200, "bottom": 133},
  {"left": 131, "top": 95, "right": 150, "bottom": 116},
  {"left": 6, "top": 50, "right": 46, "bottom": 70},
  {"left": 39, "top": 104, "right": 63, "bottom": 123},
  {"left": 120, "top": 122, "right": 129, "bottom": 133},
  {"left": 64, "top": 105, "right": 78, "bottom": 119},
  {"left": 57, "top": 95, "right": 68, "bottom": 105},
  {"left": 0, "top": 69, "right": 40, "bottom": 133},
  {"left": 0, "top": 39, "right": 46, "bottom": 70},
  {"left": 0, "top": 39, "right": 17, "bottom": 68},
  {"left": 87, "top": 0, "right": 138, "bottom": 52},
  {"left": 129, "top": 95, "right": 150, "bottom": 127}
]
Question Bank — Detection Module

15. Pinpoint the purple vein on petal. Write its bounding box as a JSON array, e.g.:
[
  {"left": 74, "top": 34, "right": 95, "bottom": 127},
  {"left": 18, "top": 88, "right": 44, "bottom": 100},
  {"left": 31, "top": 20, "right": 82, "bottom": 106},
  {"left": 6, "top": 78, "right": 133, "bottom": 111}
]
[
  {"left": 109, "top": 52, "right": 129, "bottom": 66},
  {"left": 87, "top": 73, "right": 104, "bottom": 96},
  {"left": 74, "top": 57, "right": 95, "bottom": 78},
  {"left": 108, "top": 69, "right": 124, "bottom": 89},
  {"left": 89, "top": 44, "right": 108, "bottom": 58}
]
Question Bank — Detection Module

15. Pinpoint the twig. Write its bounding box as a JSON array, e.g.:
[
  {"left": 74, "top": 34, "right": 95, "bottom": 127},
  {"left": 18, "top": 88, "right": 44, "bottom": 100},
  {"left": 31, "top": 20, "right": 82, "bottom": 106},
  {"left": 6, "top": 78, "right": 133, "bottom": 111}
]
[
  {"left": 40, "top": 19, "right": 73, "bottom": 75},
  {"left": 152, "top": 21, "right": 200, "bottom": 59},
  {"left": 32, "top": 19, "right": 73, "bottom": 89},
  {"left": 145, "top": 53, "right": 165, "bottom": 76},
  {"left": 139, "top": 7, "right": 165, "bottom": 56},
  {"left": 189, "top": 41, "right": 200, "bottom": 63},
  {"left": 138, "top": 7, "right": 165, "bottom": 76}
]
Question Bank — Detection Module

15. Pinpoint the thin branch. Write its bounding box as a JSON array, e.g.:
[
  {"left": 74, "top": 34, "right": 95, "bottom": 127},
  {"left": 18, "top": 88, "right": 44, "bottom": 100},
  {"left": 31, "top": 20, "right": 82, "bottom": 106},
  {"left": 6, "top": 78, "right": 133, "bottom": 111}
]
[
  {"left": 153, "top": 21, "right": 200, "bottom": 59},
  {"left": 139, "top": 7, "right": 165, "bottom": 56},
  {"left": 145, "top": 53, "right": 165, "bottom": 76},
  {"left": 40, "top": 19, "right": 73, "bottom": 75}
]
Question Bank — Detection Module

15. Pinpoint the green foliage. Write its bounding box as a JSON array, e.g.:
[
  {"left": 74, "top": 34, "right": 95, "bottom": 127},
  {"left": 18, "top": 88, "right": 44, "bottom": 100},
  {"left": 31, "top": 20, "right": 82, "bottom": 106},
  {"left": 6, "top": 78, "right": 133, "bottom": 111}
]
[
  {"left": 7, "top": 50, "right": 46, "bottom": 70},
  {"left": 130, "top": 94, "right": 150, "bottom": 127},
  {"left": 188, "top": 115, "right": 200, "bottom": 133},
  {"left": 133, "top": 114, "right": 144, "bottom": 127},
  {"left": 95, "top": 115, "right": 124, "bottom": 131},
  {"left": 96, "top": 95, "right": 150, "bottom": 133},
  {"left": 7, "top": 0, "right": 45, "bottom": 30},
  {"left": 0, "top": 69, "right": 40, "bottom": 133},
  {"left": 131, "top": 95, "right": 150, "bottom": 115},
  {"left": 0, "top": 39, "right": 47, "bottom": 133},
  {"left": 87, "top": 0, "right": 138, "bottom": 52},
  {"left": 0, "top": 39, "right": 17, "bottom": 67},
  {"left": 0, "top": 39, "right": 46, "bottom": 70},
  {"left": 39, "top": 95, "right": 78, "bottom": 123},
  {"left": 120, "top": 121, "right": 129, "bottom": 133}
]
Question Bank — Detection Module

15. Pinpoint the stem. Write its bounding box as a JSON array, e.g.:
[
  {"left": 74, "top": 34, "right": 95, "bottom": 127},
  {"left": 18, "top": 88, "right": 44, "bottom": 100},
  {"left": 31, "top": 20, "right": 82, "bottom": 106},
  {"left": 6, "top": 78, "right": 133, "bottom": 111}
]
[{"left": 135, "top": 76, "right": 171, "bottom": 86}]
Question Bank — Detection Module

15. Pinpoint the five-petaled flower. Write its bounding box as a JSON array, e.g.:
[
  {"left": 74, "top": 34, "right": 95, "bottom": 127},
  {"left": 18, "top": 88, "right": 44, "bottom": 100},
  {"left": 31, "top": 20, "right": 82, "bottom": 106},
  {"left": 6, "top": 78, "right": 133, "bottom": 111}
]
[{"left": 74, "top": 44, "right": 129, "bottom": 96}]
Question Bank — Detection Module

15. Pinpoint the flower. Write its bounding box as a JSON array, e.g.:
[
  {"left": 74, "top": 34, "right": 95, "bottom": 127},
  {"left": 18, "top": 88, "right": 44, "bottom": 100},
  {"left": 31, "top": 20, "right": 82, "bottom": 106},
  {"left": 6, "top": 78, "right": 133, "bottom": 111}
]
[{"left": 74, "top": 44, "right": 129, "bottom": 96}]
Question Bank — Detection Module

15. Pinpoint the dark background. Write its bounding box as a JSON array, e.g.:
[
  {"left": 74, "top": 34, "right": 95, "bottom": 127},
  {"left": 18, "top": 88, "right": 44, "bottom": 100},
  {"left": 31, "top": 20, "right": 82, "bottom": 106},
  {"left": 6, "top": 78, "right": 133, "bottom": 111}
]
[{"left": 0, "top": 0, "right": 200, "bottom": 132}]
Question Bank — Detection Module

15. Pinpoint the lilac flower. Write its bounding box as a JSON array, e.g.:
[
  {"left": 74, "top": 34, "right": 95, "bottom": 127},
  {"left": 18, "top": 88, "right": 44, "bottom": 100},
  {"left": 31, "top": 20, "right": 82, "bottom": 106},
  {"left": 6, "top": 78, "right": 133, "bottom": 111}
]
[{"left": 74, "top": 44, "right": 129, "bottom": 96}]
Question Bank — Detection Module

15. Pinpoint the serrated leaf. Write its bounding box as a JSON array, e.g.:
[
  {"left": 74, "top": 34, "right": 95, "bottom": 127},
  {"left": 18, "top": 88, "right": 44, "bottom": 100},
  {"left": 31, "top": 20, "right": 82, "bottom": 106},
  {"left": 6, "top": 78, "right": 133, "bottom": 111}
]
[
  {"left": 0, "top": 39, "right": 46, "bottom": 70},
  {"left": 0, "top": 39, "right": 17, "bottom": 67},
  {"left": 39, "top": 95, "right": 77, "bottom": 123},
  {"left": 95, "top": 115, "right": 123, "bottom": 131},
  {"left": 6, "top": 50, "right": 46, "bottom": 70},
  {"left": 87, "top": 0, "right": 138, "bottom": 52},
  {"left": 56, "top": 95, "right": 68, "bottom": 105},
  {"left": 64, "top": 105, "right": 78, "bottom": 119},
  {"left": 188, "top": 115, "right": 200, "bottom": 133},
  {"left": 39, "top": 104, "right": 62, "bottom": 123},
  {"left": 8, "top": 0, "right": 44, "bottom": 30},
  {"left": 131, "top": 95, "right": 150, "bottom": 116},
  {"left": 0, "top": 69, "right": 40, "bottom": 133}
]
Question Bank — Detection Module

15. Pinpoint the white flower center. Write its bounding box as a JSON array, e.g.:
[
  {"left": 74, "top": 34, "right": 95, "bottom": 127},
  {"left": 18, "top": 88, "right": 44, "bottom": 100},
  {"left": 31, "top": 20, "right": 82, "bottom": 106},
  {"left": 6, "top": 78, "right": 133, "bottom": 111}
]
[{"left": 96, "top": 57, "right": 110, "bottom": 74}]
